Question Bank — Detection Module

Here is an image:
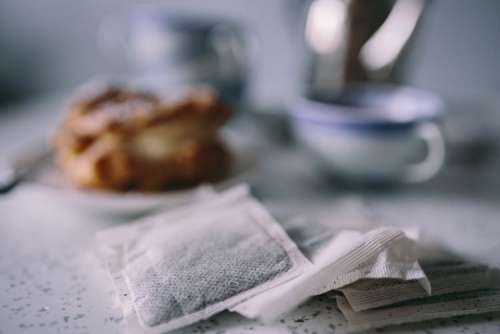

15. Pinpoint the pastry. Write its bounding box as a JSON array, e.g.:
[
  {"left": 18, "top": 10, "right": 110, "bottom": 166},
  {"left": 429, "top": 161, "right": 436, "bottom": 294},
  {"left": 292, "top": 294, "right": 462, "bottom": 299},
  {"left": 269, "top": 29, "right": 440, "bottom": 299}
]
[{"left": 54, "top": 86, "right": 232, "bottom": 191}]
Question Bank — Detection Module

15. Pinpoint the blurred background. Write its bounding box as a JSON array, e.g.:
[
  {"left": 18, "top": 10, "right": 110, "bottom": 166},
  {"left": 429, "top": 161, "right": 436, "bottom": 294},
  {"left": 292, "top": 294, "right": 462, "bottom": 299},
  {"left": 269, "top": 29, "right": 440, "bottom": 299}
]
[{"left": 1, "top": 0, "right": 500, "bottom": 107}]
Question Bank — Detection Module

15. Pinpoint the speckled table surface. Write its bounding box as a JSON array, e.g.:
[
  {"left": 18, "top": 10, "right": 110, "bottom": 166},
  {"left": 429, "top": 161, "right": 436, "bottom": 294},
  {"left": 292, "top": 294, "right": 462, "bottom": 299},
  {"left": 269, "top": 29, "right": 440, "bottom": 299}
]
[{"left": 1, "top": 97, "right": 500, "bottom": 334}]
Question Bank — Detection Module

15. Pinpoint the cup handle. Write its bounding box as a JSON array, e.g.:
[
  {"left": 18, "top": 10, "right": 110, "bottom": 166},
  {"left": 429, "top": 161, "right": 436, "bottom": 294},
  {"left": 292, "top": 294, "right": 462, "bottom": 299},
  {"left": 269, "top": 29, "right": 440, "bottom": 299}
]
[{"left": 401, "top": 122, "right": 446, "bottom": 183}]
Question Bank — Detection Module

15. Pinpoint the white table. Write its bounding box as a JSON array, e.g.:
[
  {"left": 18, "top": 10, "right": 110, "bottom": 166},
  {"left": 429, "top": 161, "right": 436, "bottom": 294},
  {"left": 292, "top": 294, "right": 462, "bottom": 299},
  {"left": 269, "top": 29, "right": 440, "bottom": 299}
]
[{"left": 1, "top": 96, "right": 500, "bottom": 334}]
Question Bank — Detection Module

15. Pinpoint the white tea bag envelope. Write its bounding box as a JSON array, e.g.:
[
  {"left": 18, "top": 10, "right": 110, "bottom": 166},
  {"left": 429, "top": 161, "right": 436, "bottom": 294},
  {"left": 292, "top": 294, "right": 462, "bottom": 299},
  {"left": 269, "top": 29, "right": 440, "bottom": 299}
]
[
  {"left": 340, "top": 262, "right": 494, "bottom": 312},
  {"left": 232, "top": 205, "right": 427, "bottom": 321},
  {"left": 337, "top": 288, "right": 500, "bottom": 331},
  {"left": 98, "top": 185, "right": 310, "bottom": 334}
]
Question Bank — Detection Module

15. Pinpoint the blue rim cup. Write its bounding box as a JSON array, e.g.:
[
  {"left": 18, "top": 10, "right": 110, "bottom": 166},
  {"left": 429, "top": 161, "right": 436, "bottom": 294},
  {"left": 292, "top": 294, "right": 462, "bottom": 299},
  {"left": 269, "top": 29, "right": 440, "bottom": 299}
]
[{"left": 289, "top": 84, "right": 446, "bottom": 185}]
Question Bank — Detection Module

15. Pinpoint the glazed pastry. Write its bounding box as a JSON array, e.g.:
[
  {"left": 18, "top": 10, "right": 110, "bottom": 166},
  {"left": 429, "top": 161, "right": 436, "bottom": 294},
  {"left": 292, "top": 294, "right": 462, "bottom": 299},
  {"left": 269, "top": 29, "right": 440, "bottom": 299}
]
[{"left": 54, "top": 86, "right": 232, "bottom": 191}]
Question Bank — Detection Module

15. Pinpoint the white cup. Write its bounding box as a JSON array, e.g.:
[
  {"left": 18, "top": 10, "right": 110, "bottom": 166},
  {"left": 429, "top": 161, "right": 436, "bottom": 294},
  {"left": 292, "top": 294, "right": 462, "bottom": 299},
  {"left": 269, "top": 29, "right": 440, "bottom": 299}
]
[{"left": 290, "top": 85, "right": 446, "bottom": 184}]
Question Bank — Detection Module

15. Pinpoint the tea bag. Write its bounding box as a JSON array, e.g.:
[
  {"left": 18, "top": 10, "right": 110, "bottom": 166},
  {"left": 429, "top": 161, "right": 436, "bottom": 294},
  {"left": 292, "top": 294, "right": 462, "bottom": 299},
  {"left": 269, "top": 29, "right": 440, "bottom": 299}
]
[
  {"left": 98, "top": 185, "right": 309, "bottom": 333},
  {"left": 232, "top": 199, "right": 427, "bottom": 321}
]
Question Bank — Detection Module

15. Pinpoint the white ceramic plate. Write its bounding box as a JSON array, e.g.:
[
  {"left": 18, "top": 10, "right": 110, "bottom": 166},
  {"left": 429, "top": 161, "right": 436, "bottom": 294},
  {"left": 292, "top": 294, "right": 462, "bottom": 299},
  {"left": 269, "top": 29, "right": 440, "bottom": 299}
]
[{"left": 31, "top": 134, "right": 258, "bottom": 217}]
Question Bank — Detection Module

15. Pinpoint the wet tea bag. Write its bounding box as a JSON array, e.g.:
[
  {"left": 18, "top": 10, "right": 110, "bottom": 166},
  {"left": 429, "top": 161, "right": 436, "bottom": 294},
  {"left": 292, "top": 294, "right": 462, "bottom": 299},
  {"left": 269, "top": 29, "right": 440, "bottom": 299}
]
[{"left": 98, "top": 185, "right": 309, "bottom": 333}]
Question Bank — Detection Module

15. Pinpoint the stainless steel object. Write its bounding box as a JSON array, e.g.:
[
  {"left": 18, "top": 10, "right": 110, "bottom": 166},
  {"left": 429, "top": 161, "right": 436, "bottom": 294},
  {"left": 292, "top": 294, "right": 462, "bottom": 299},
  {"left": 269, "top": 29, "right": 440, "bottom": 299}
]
[{"left": 300, "top": 0, "right": 426, "bottom": 97}]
